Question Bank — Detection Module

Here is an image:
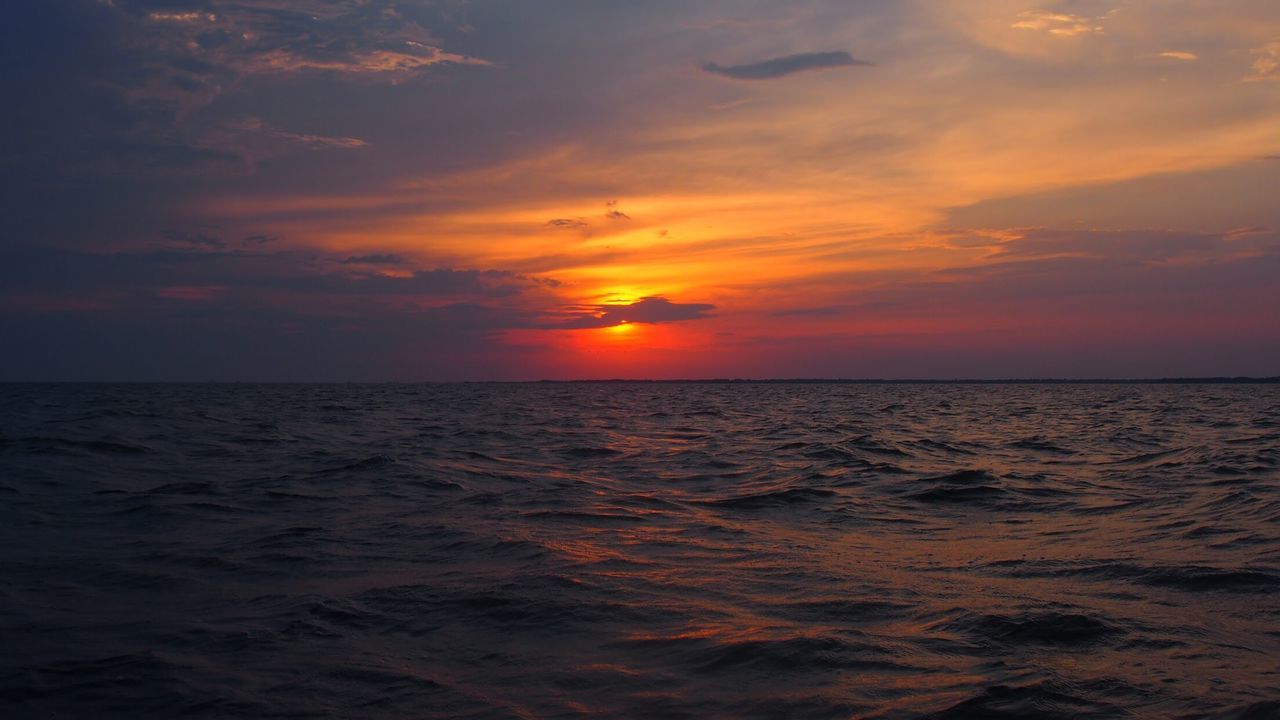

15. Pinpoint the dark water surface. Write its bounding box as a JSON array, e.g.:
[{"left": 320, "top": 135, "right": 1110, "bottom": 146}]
[{"left": 2, "top": 383, "right": 1279, "bottom": 719}]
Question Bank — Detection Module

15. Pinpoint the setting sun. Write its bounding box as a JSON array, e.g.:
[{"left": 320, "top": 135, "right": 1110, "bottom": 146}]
[
  {"left": 1, "top": 1, "right": 1277, "bottom": 383},
  {"left": 3, "top": 3, "right": 1279, "bottom": 719}
]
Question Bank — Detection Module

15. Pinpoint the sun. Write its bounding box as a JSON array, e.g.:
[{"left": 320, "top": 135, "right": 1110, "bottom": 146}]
[{"left": 607, "top": 320, "right": 635, "bottom": 335}]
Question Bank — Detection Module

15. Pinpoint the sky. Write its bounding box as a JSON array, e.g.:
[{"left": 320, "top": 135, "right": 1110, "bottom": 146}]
[{"left": 2, "top": 0, "right": 1279, "bottom": 380}]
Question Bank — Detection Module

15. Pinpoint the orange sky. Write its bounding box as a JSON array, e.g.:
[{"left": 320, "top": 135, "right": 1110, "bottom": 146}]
[{"left": 2, "top": 1, "right": 1279, "bottom": 379}]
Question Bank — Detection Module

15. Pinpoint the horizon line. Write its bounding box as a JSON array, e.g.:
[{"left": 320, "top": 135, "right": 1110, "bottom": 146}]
[{"left": 3, "top": 376, "right": 1278, "bottom": 385}]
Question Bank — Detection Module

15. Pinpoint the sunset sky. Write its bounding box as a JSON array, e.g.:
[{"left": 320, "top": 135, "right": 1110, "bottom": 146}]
[{"left": 3, "top": 0, "right": 1279, "bottom": 380}]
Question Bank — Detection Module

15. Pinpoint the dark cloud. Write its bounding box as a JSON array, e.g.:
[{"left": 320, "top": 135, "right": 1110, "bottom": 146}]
[
  {"left": 0, "top": 244, "right": 722, "bottom": 378},
  {"left": 242, "top": 234, "right": 276, "bottom": 245},
  {"left": 702, "top": 51, "right": 872, "bottom": 80},
  {"left": 558, "top": 296, "right": 715, "bottom": 329},
  {"left": 546, "top": 218, "right": 589, "bottom": 229},
  {"left": 341, "top": 253, "right": 405, "bottom": 265},
  {"left": 0, "top": 298, "right": 536, "bottom": 382},
  {"left": 0, "top": 243, "right": 562, "bottom": 379},
  {"left": 0, "top": 0, "right": 476, "bottom": 182},
  {"left": 603, "top": 297, "right": 714, "bottom": 324},
  {"left": 605, "top": 200, "right": 630, "bottom": 220},
  {"left": 351, "top": 269, "right": 531, "bottom": 298},
  {"left": 164, "top": 230, "right": 226, "bottom": 249},
  {"left": 0, "top": 245, "right": 541, "bottom": 304}
]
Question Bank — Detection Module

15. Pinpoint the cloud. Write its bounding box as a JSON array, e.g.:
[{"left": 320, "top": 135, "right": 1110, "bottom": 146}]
[
  {"left": 0, "top": 244, "right": 545, "bottom": 306},
  {"left": 127, "top": 0, "right": 491, "bottom": 96},
  {"left": 0, "top": 0, "right": 482, "bottom": 181},
  {"left": 126, "top": 1, "right": 486, "bottom": 112},
  {"left": 984, "top": 228, "right": 1231, "bottom": 262},
  {"left": 340, "top": 253, "right": 404, "bottom": 265},
  {"left": 188, "top": 117, "right": 368, "bottom": 170},
  {"left": 602, "top": 297, "right": 715, "bottom": 324},
  {"left": 0, "top": 245, "right": 717, "bottom": 378},
  {"left": 604, "top": 200, "right": 630, "bottom": 220},
  {"left": 146, "top": 11, "right": 216, "bottom": 24},
  {"left": 547, "top": 202, "right": 630, "bottom": 227},
  {"left": 163, "top": 230, "right": 225, "bottom": 249},
  {"left": 1010, "top": 11, "right": 1104, "bottom": 37},
  {"left": 252, "top": 46, "right": 491, "bottom": 77},
  {"left": 701, "top": 51, "right": 872, "bottom": 80},
  {"left": 790, "top": 228, "right": 1280, "bottom": 352},
  {"left": 214, "top": 117, "right": 367, "bottom": 151},
  {"left": 1247, "top": 41, "right": 1280, "bottom": 81},
  {"left": 557, "top": 296, "right": 715, "bottom": 329},
  {"left": 0, "top": 243, "right": 576, "bottom": 380},
  {"left": 1158, "top": 51, "right": 1198, "bottom": 61}
]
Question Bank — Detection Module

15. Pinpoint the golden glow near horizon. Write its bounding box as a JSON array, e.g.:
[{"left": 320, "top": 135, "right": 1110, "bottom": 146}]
[{"left": 8, "top": 0, "right": 1280, "bottom": 379}]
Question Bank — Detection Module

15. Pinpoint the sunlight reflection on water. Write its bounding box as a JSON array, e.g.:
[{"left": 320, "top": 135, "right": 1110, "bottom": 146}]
[{"left": 0, "top": 382, "right": 1277, "bottom": 718}]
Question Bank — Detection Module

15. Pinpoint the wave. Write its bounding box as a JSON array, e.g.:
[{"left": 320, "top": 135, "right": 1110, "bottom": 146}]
[{"left": 1, "top": 382, "right": 1277, "bottom": 718}]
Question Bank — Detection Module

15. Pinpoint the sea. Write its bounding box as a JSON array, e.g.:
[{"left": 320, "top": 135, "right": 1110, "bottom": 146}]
[{"left": 1, "top": 382, "right": 1278, "bottom": 719}]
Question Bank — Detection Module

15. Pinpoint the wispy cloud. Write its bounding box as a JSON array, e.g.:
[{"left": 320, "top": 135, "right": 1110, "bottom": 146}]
[
  {"left": 251, "top": 46, "right": 490, "bottom": 77},
  {"left": 186, "top": 117, "right": 368, "bottom": 170},
  {"left": 0, "top": 244, "right": 550, "bottom": 313},
  {"left": 147, "top": 11, "right": 216, "bottom": 24},
  {"left": 1158, "top": 51, "right": 1199, "bottom": 61},
  {"left": 702, "top": 51, "right": 872, "bottom": 80},
  {"left": 1011, "top": 10, "right": 1104, "bottom": 37},
  {"left": 163, "top": 230, "right": 226, "bottom": 249},
  {"left": 1246, "top": 41, "right": 1280, "bottom": 81}
]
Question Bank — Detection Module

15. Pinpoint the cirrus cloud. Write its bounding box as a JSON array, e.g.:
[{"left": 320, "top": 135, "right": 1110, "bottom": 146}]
[{"left": 1010, "top": 10, "right": 1105, "bottom": 37}]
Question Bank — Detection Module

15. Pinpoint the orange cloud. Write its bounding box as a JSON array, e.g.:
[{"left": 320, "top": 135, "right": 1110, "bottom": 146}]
[{"left": 1011, "top": 10, "right": 1105, "bottom": 37}]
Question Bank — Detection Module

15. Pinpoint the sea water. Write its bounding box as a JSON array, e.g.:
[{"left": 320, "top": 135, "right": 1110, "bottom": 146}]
[{"left": 1, "top": 382, "right": 1277, "bottom": 718}]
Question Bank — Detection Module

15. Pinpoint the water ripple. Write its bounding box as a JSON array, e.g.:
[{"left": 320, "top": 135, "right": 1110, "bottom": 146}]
[{"left": 0, "top": 382, "right": 1277, "bottom": 718}]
